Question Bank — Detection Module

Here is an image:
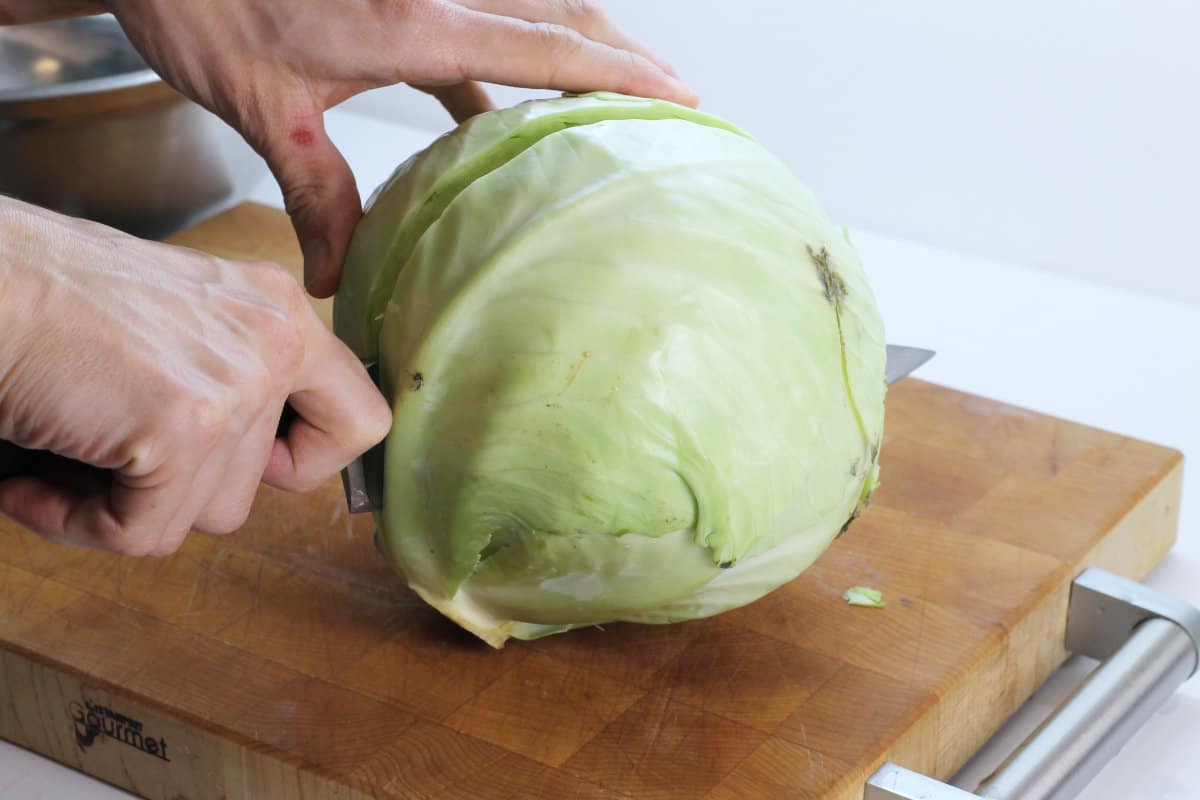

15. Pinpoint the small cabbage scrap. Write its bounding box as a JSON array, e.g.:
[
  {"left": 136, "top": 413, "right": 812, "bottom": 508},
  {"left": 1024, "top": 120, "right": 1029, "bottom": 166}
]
[
  {"left": 843, "top": 587, "right": 886, "bottom": 608},
  {"left": 334, "top": 92, "right": 887, "bottom": 647}
]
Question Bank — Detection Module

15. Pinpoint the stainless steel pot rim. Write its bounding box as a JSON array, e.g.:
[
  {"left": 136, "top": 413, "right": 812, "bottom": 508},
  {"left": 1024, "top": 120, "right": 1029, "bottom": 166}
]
[
  {"left": 0, "top": 68, "right": 161, "bottom": 104},
  {"left": 0, "top": 12, "right": 162, "bottom": 104}
]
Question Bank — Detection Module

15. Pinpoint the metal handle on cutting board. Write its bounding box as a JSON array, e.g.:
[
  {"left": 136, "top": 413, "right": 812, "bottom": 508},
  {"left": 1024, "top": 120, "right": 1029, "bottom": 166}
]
[{"left": 865, "top": 568, "right": 1200, "bottom": 800}]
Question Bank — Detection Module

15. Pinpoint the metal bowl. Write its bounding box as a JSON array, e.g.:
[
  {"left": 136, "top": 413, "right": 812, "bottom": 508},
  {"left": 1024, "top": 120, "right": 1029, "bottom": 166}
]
[{"left": 0, "top": 14, "right": 268, "bottom": 239}]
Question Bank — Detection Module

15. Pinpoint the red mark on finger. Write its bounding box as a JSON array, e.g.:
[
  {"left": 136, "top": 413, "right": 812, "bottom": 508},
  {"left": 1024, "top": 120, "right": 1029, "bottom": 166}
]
[{"left": 289, "top": 127, "right": 316, "bottom": 147}]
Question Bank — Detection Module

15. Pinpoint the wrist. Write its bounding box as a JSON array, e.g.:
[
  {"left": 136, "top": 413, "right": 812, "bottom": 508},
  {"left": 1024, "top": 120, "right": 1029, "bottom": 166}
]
[
  {"left": 0, "top": 198, "right": 28, "bottom": 305},
  {"left": 0, "top": 199, "right": 37, "bottom": 441},
  {"left": 0, "top": 198, "right": 43, "bottom": 358}
]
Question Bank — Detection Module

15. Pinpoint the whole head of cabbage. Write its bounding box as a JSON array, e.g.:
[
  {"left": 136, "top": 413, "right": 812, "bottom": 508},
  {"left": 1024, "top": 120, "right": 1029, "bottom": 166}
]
[{"left": 333, "top": 92, "right": 886, "bottom": 648}]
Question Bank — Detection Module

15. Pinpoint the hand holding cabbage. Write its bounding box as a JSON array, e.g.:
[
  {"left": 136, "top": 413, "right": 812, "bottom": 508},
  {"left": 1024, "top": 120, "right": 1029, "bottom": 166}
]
[{"left": 85, "top": 0, "right": 698, "bottom": 297}]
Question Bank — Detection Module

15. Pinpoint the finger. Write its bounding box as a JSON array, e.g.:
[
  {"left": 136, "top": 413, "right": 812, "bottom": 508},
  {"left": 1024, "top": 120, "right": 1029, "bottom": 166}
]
[
  {"left": 0, "top": 461, "right": 195, "bottom": 557},
  {"left": 148, "top": 453, "right": 223, "bottom": 554},
  {"left": 148, "top": 398, "right": 263, "bottom": 552},
  {"left": 0, "top": 476, "right": 109, "bottom": 550},
  {"left": 188, "top": 403, "right": 280, "bottom": 539},
  {"left": 452, "top": 0, "right": 681, "bottom": 77},
  {"left": 256, "top": 110, "right": 362, "bottom": 299},
  {"left": 435, "top": 8, "right": 699, "bottom": 107},
  {"left": 413, "top": 81, "right": 496, "bottom": 124},
  {"left": 263, "top": 335, "right": 391, "bottom": 493}
]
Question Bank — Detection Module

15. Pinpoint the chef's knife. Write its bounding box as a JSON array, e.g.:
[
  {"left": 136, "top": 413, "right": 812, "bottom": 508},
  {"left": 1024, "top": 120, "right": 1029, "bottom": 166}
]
[
  {"left": 0, "top": 409, "right": 298, "bottom": 483},
  {"left": 338, "top": 344, "right": 937, "bottom": 514},
  {"left": 0, "top": 346, "right": 934, "bottom": 509}
]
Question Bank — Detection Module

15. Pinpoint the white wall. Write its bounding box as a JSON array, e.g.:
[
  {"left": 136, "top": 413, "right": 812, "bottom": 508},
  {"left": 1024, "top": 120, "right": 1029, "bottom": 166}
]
[{"left": 342, "top": 1, "right": 1200, "bottom": 306}]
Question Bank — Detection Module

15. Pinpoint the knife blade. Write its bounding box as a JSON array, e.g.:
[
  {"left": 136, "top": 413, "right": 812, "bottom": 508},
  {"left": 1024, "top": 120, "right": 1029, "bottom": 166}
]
[
  {"left": 338, "top": 344, "right": 937, "bottom": 514},
  {"left": 886, "top": 344, "right": 936, "bottom": 385},
  {"left": 0, "top": 345, "right": 936, "bottom": 510},
  {"left": 0, "top": 347, "right": 935, "bottom": 509}
]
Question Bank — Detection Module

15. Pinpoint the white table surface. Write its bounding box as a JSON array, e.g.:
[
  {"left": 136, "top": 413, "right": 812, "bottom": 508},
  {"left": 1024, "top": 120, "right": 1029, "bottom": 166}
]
[{"left": 3, "top": 109, "right": 1197, "bottom": 799}]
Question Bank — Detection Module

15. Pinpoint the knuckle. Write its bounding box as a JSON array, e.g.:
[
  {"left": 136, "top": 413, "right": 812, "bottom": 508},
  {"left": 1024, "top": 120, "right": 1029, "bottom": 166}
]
[
  {"left": 265, "top": 317, "right": 305, "bottom": 379},
  {"left": 293, "top": 474, "right": 327, "bottom": 494},
  {"left": 274, "top": 324, "right": 306, "bottom": 377},
  {"left": 528, "top": 22, "right": 584, "bottom": 84},
  {"left": 617, "top": 47, "right": 650, "bottom": 85},
  {"left": 365, "top": 397, "right": 394, "bottom": 444},
  {"left": 118, "top": 432, "right": 164, "bottom": 475},
  {"left": 562, "top": 0, "right": 604, "bottom": 26},
  {"left": 534, "top": 21, "right": 581, "bottom": 50},
  {"left": 88, "top": 515, "right": 125, "bottom": 550},
  {"left": 332, "top": 419, "right": 391, "bottom": 477},
  {"left": 188, "top": 392, "right": 236, "bottom": 447},
  {"left": 282, "top": 182, "right": 323, "bottom": 224},
  {"left": 240, "top": 364, "right": 275, "bottom": 415},
  {"left": 198, "top": 483, "right": 260, "bottom": 535},
  {"left": 382, "top": 0, "right": 435, "bottom": 20},
  {"left": 150, "top": 523, "right": 195, "bottom": 556},
  {"left": 100, "top": 525, "right": 157, "bottom": 557},
  {"left": 204, "top": 508, "right": 250, "bottom": 535},
  {"left": 230, "top": 503, "right": 254, "bottom": 532},
  {"left": 278, "top": 461, "right": 327, "bottom": 494},
  {"left": 125, "top": 540, "right": 160, "bottom": 557},
  {"left": 374, "top": 0, "right": 451, "bottom": 66},
  {"left": 254, "top": 303, "right": 307, "bottom": 381},
  {"left": 256, "top": 260, "right": 300, "bottom": 295},
  {"left": 414, "top": 0, "right": 448, "bottom": 20},
  {"left": 150, "top": 538, "right": 187, "bottom": 558},
  {"left": 260, "top": 262, "right": 308, "bottom": 313}
]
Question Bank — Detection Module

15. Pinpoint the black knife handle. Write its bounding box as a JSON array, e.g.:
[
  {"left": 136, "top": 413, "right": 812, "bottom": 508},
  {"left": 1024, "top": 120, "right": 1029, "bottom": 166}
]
[
  {"left": 0, "top": 402, "right": 301, "bottom": 484},
  {"left": 0, "top": 438, "right": 96, "bottom": 481}
]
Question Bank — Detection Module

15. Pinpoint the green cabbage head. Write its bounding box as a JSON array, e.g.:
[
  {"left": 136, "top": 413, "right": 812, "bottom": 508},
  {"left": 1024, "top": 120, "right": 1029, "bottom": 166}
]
[{"left": 334, "top": 92, "right": 886, "bottom": 647}]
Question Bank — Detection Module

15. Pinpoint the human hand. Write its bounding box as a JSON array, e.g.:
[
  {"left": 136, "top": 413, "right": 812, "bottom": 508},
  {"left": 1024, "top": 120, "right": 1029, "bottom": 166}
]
[
  {"left": 103, "top": 0, "right": 698, "bottom": 297},
  {"left": 0, "top": 198, "right": 392, "bottom": 556}
]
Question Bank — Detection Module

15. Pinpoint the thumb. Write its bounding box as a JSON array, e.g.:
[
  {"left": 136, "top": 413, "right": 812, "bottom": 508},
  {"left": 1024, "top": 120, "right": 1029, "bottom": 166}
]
[{"left": 260, "top": 113, "right": 362, "bottom": 298}]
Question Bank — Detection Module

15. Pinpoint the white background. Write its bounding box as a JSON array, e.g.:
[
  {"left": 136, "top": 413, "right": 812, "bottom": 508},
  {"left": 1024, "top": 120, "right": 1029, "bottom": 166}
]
[{"left": 346, "top": 0, "right": 1200, "bottom": 306}]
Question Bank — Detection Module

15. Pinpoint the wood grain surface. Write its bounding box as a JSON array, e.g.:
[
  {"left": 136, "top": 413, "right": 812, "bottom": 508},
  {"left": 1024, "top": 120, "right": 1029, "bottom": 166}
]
[{"left": 0, "top": 204, "right": 1184, "bottom": 799}]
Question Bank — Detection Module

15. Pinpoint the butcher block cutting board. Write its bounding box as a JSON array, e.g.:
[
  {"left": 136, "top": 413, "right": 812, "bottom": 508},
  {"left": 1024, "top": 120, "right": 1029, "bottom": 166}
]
[{"left": 0, "top": 203, "right": 1184, "bottom": 800}]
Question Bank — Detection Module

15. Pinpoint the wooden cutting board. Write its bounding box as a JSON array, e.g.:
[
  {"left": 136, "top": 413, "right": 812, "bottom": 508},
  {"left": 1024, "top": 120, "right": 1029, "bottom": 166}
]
[{"left": 0, "top": 203, "right": 1184, "bottom": 800}]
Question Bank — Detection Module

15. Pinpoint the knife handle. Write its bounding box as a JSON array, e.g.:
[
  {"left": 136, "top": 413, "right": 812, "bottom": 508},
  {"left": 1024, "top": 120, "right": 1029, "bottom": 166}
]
[
  {"left": 0, "top": 438, "right": 98, "bottom": 482},
  {"left": 0, "top": 403, "right": 301, "bottom": 485}
]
